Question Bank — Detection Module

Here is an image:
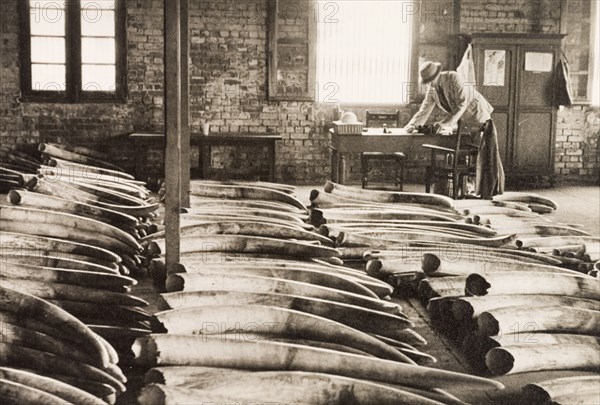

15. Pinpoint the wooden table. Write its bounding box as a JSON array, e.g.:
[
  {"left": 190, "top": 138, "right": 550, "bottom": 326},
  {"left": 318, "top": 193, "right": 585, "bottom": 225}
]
[
  {"left": 130, "top": 133, "right": 282, "bottom": 182},
  {"left": 329, "top": 128, "right": 457, "bottom": 184}
]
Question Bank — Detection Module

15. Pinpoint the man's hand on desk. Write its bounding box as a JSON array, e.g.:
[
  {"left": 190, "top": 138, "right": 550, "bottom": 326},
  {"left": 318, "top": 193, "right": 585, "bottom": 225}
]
[
  {"left": 433, "top": 122, "right": 453, "bottom": 135},
  {"left": 404, "top": 125, "right": 417, "bottom": 134}
]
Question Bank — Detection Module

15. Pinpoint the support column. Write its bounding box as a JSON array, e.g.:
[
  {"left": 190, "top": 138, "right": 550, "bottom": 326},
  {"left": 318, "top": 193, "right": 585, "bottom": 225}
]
[
  {"left": 164, "top": 0, "right": 183, "bottom": 270},
  {"left": 180, "top": 0, "right": 190, "bottom": 208}
]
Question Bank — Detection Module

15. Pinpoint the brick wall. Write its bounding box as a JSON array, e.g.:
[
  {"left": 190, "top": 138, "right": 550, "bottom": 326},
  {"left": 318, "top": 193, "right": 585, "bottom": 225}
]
[
  {"left": 1, "top": 0, "right": 597, "bottom": 185},
  {"left": 460, "top": 0, "right": 562, "bottom": 34},
  {"left": 187, "top": 0, "right": 328, "bottom": 183},
  {"left": 0, "top": 0, "right": 164, "bottom": 175},
  {"left": 556, "top": 106, "right": 600, "bottom": 182}
]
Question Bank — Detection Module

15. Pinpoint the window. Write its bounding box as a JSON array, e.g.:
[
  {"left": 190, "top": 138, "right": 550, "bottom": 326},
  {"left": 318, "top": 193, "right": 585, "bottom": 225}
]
[
  {"left": 564, "top": 0, "right": 599, "bottom": 105},
  {"left": 20, "top": 0, "right": 126, "bottom": 102},
  {"left": 591, "top": 0, "right": 599, "bottom": 106},
  {"left": 316, "top": 0, "right": 415, "bottom": 104}
]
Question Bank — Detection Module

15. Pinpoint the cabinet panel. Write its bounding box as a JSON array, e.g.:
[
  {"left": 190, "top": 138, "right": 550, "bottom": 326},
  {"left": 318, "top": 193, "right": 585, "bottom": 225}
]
[
  {"left": 514, "top": 112, "right": 553, "bottom": 173},
  {"left": 475, "top": 46, "right": 513, "bottom": 108},
  {"left": 518, "top": 49, "right": 556, "bottom": 107}
]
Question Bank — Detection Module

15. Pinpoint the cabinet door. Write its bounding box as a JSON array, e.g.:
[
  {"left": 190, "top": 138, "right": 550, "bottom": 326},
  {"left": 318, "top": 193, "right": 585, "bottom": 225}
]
[
  {"left": 513, "top": 47, "right": 557, "bottom": 174},
  {"left": 474, "top": 45, "right": 515, "bottom": 168},
  {"left": 518, "top": 48, "right": 556, "bottom": 107},
  {"left": 514, "top": 111, "right": 554, "bottom": 173}
]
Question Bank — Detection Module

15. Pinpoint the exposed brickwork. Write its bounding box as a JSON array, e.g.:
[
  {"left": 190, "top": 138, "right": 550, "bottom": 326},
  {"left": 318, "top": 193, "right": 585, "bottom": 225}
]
[
  {"left": 0, "top": 0, "right": 597, "bottom": 184},
  {"left": 0, "top": 0, "right": 164, "bottom": 174},
  {"left": 556, "top": 106, "right": 600, "bottom": 182},
  {"left": 188, "top": 0, "right": 327, "bottom": 183},
  {"left": 460, "top": 0, "right": 562, "bottom": 34}
]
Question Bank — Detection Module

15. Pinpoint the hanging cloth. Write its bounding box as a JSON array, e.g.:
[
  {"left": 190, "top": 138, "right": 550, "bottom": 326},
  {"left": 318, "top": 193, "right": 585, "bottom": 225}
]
[
  {"left": 556, "top": 51, "right": 574, "bottom": 107},
  {"left": 457, "top": 44, "right": 476, "bottom": 85},
  {"left": 476, "top": 119, "right": 505, "bottom": 199}
]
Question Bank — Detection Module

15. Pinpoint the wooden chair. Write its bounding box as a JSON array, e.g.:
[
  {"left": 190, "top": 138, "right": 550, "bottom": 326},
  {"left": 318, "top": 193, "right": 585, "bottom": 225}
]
[
  {"left": 422, "top": 120, "right": 479, "bottom": 199},
  {"left": 361, "top": 110, "right": 405, "bottom": 190}
]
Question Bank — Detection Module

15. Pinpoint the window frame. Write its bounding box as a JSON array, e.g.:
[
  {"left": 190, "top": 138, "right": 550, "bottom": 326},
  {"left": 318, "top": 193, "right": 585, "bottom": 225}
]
[{"left": 19, "top": 0, "right": 127, "bottom": 103}]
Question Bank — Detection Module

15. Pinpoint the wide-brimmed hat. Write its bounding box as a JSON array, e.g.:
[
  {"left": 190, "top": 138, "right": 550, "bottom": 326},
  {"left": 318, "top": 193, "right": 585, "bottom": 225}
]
[{"left": 420, "top": 61, "right": 442, "bottom": 84}]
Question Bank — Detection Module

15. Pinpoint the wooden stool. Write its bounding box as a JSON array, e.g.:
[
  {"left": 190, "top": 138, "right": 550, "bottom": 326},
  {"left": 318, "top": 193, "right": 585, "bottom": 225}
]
[{"left": 361, "top": 152, "right": 405, "bottom": 190}]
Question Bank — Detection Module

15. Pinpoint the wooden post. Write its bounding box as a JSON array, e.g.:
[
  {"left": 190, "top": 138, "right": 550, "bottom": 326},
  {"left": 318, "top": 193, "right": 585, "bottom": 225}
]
[
  {"left": 164, "top": 0, "right": 182, "bottom": 270},
  {"left": 180, "top": 0, "right": 190, "bottom": 208}
]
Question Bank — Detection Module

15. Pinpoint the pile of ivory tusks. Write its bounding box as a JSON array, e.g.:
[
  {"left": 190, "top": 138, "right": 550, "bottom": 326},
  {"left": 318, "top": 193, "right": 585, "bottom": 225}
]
[
  {"left": 136, "top": 180, "right": 504, "bottom": 404},
  {"left": 1, "top": 143, "right": 160, "bottom": 401},
  {"left": 0, "top": 286, "right": 125, "bottom": 404},
  {"left": 457, "top": 192, "right": 599, "bottom": 274},
  {"left": 311, "top": 183, "right": 599, "bottom": 404}
]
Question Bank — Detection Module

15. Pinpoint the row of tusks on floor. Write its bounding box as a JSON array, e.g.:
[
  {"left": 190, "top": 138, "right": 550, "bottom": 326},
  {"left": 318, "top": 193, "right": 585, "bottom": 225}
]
[
  {"left": 309, "top": 182, "right": 600, "bottom": 405},
  {"left": 131, "top": 180, "right": 515, "bottom": 405},
  {"left": 1, "top": 143, "right": 160, "bottom": 403}
]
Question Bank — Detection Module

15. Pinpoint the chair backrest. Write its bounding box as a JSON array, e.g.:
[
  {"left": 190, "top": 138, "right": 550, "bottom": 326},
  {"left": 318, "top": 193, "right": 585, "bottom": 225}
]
[
  {"left": 365, "top": 110, "right": 401, "bottom": 128},
  {"left": 452, "top": 119, "right": 478, "bottom": 170}
]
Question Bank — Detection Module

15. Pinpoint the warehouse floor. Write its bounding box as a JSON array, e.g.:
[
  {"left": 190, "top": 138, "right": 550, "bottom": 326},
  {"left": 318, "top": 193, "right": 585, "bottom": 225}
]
[{"left": 120, "top": 183, "right": 599, "bottom": 404}]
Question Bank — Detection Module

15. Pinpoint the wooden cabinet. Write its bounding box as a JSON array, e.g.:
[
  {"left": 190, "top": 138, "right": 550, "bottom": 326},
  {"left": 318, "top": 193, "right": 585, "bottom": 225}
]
[{"left": 472, "top": 34, "right": 564, "bottom": 184}]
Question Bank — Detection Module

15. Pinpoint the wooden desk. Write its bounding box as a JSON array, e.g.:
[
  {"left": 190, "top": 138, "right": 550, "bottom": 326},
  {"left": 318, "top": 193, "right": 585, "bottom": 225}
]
[
  {"left": 130, "top": 133, "right": 282, "bottom": 182},
  {"left": 329, "top": 128, "right": 456, "bottom": 184}
]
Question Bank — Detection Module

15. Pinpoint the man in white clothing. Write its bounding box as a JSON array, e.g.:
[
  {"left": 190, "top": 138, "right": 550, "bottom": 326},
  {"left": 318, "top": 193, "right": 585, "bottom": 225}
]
[{"left": 405, "top": 61, "right": 493, "bottom": 134}]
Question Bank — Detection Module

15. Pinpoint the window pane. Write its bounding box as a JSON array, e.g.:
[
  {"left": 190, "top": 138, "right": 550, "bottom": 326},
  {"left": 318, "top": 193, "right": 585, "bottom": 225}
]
[
  {"left": 593, "top": 1, "right": 600, "bottom": 106},
  {"left": 31, "top": 63, "right": 66, "bottom": 91},
  {"left": 82, "top": 64, "right": 116, "bottom": 91},
  {"left": 30, "top": 7, "right": 65, "bottom": 35},
  {"left": 81, "top": 10, "right": 115, "bottom": 37},
  {"left": 81, "top": 0, "right": 115, "bottom": 10},
  {"left": 316, "top": 0, "right": 413, "bottom": 104},
  {"left": 31, "top": 37, "right": 65, "bottom": 63},
  {"left": 81, "top": 37, "right": 115, "bottom": 63}
]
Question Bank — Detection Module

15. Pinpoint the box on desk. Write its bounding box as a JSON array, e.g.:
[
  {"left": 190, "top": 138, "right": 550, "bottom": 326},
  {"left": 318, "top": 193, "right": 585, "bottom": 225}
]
[{"left": 332, "top": 120, "right": 364, "bottom": 135}]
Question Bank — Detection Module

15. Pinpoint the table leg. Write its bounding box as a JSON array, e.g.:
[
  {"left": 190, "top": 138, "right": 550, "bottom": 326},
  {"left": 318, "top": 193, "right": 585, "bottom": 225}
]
[
  {"left": 331, "top": 148, "right": 339, "bottom": 183},
  {"left": 200, "top": 143, "right": 211, "bottom": 179},
  {"left": 339, "top": 153, "right": 347, "bottom": 185},
  {"left": 268, "top": 141, "right": 276, "bottom": 182},
  {"left": 135, "top": 142, "right": 146, "bottom": 181}
]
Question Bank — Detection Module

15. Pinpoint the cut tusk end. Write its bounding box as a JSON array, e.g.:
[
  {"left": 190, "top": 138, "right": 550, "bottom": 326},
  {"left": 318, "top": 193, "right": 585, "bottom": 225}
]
[
  {"left": 421, "top": 253, "right": 441, "bottom": 275},
  {"left": 309, "top": 189, "right": 320, "bottom": 201},
  {"left": 365, "top": 259, "right": 383, "bottom": 277},
  {"left": 485, "top": 347, "right": 514, "bottom": 376},
  {"left": 165, "top": 274, "right": 185, "bottom": 292},
  {"left": 7, "top": 189, "right": 22, "bottom": 205},
  {"left": 144, "top": 368, "right": 167, "bottom": 385},
  {"left": 465, "top": 273, "right": 491, "bottom": 296},
  {"left": 477, "top": 311, "right": 501, "bottom": 336}
]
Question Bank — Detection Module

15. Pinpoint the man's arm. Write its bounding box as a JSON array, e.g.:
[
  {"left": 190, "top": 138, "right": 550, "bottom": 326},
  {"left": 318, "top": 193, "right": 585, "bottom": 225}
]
[
  {"left": 440, "top": 72, "right": 469, "bottom": 127},
  {"left": 407, "top": 87, "right": 436, "bottom": 127}
]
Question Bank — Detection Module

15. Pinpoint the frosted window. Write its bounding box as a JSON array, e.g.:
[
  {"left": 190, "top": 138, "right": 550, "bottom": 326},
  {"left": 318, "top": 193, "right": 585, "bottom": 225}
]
[
  {"left": 316, "top": 0, "right": 414, "bottom": 104},
  {"left": 81, "top": 38, "right": 115, "bottom": 64},
  {"left": 81, "top": 10, "right": 115, "bottom": 37},
  {"left": 82, "top": 65, "right": 116, "bottom": 91},
  {"left": 31, "top": 64, "right": 66, "bottom": 91},
  {"left": 31, "top": 37, "right": 66, "bottom": 63}
]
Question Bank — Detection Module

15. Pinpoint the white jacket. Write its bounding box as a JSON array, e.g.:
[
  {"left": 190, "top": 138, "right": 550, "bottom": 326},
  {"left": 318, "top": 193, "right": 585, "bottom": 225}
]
[{"left": 408, "top": 71, "right": 493, "bottom": 128}]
